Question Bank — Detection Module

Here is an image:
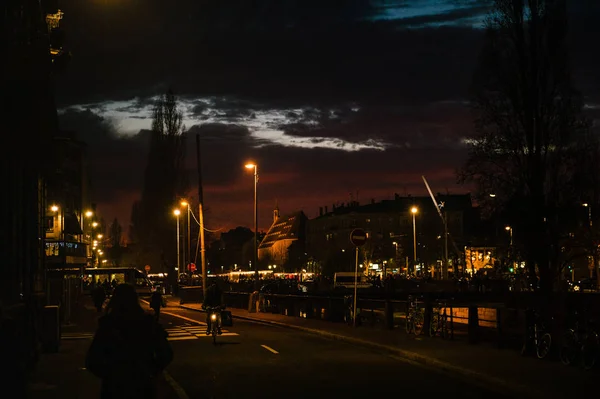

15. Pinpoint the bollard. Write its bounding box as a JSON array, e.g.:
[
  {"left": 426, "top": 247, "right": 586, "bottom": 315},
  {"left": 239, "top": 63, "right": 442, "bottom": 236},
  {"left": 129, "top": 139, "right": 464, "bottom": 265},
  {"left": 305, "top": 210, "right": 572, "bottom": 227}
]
[
  {"left": 468, "top": 306, "right": 479, "bottom": 344},
  {"left": 496, "top": 308, "right": 504, "bottom": 349},
  {"left": 423, "top": 296, "right": 432, "bottom": 334},
  {"left": 384, "top": 300, "right": 394, "bottom": 330},
  {"left": 248, "top": 291, "right": 258, "bottom": 313},
  {"left": 41, "top": 305, "right": 61, "bottom": 353}
]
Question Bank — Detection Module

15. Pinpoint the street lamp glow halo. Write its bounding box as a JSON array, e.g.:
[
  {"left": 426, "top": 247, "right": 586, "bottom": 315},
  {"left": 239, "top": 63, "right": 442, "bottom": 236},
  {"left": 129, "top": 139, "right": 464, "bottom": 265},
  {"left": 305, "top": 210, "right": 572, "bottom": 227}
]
[
  {"left": 245, "top": 163, "right": 256, "bottom": 169},
  {"left": 505, "top": 226, "right": 511, "bottom": 231},
  {"left": 173, "top": 209, "right": 181, "bottom": 216},
  {"left": 51, "top": 205, "right": 59, "bottom": 212},
  {"left": 411, "top": 206, "right": 418, "bottom": 214},
  {"left": 181, "top": 200, "right": 188, "bottom": 207}
]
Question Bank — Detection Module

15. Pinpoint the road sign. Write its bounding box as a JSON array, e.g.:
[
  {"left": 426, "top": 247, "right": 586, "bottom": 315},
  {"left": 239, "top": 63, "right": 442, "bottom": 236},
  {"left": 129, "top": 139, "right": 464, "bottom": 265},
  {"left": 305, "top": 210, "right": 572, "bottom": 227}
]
[
  {"left": 350, "top": 228, "right": 367, "bottom": 247},
  {"left": 188, "top": 263, "right": 196, "bottom": 272},
  {"left": 144, "top": 265, "right": 151, "bottom": 272}
]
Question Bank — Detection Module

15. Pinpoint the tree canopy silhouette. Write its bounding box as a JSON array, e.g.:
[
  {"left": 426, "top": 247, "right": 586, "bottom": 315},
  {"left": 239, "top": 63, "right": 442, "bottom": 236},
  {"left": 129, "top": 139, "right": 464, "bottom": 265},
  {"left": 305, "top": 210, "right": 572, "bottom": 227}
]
[
  {"left": 458, "top": 0, "right": 589, "bottom": 292},
  {"left": 131, "top": 90, "right": 188, "bottom": 273}
]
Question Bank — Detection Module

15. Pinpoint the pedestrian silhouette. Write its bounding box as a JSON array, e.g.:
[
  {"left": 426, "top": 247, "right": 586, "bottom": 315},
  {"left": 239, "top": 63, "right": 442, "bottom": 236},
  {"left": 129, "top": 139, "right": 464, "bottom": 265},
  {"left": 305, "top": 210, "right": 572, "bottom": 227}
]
[
  {"left": 86, "top": 283, "right": 173, "bottom": 398},
  {"left": 92, "top": 285, "right": 106, "bottom": 313},
  {"left": 149, "top": 290, "right": 163, "bottom": 322}
]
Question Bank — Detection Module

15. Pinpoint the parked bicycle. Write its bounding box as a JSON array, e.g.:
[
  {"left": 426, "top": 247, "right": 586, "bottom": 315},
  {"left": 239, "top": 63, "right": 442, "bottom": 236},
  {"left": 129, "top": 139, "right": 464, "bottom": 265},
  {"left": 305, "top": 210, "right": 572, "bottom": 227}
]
[
  {"left": 559, "top": 316, "right": 599, "bottom": 369},
  {"left": 405, "top": 295, "right": 424, "bottom": 335},
  {"left": 521, "top": 308, "right": 552, "bottom": 360},
  {"left": 429, "top": 302, "right": 451, "bottom": 338}
]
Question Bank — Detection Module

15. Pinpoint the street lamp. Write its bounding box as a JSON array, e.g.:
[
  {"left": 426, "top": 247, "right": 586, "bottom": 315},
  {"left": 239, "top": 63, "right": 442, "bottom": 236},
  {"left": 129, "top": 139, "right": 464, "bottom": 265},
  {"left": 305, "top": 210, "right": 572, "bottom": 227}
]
[
  {"left": 505, "top": 226, "right": 515, "bottom": 272},
  {"left": 174, "top": 209, "right": 181, "bottom": 280},
  {"left": 505, "top": 226, "right": 513, "bottom": 245},
  {"left": 85, "top": 210, "right": 93, "bottom": 218},
  {"left": 411, "top": 206, "right": 418, "bottom": 275},
  {"left": 245, "top": 162, "right": 259, "bottom": 288},
  {"left": 583, "top": 203, "right": 592, "bottom": 228},
  {"left": 181, "top": 200, "right": 191, "bottom": 271}
]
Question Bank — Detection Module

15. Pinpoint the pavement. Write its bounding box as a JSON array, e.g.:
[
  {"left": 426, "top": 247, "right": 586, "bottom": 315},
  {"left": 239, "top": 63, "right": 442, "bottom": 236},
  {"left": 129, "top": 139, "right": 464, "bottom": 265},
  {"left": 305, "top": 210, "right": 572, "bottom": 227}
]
[
  {"left": 29, "top": 295, "right": 600, "bottom": 398},
  {"left": 27, "top": 297, "right": 181, "bottom": 399},
  {"left": 174, "top": 298, "right": 600, "bottom": 399},
  {"left": 149, "top": 302, "right": 509, "bottom": 399}
]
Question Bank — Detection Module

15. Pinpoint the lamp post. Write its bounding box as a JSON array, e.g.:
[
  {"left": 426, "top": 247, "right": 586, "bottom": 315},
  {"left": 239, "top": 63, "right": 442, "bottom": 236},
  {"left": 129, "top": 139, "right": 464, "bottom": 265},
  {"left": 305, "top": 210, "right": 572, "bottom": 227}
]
[
  {"left": 174, "top": 209, "right": 181, "bottom": 280},
  {"left": 181, "top": 200, "right": 191, "bottom": 272},
  {"left": 505, "top": 226, "right": 515, "bottom": 272},
  {"left": 411, "top": 206, "right": 418, "bottom": 276},
  {"left": 583, "top": 203, "right": 592, "bottom": 228},
  {"left": 392, "top": 241, "right": 398, "bottom": 274},
  {"left": 245, "top": 162, "right": 259, "bottom": 289},
  {"left": 505, "top": 226, "right": 513, "bottom": 246}
]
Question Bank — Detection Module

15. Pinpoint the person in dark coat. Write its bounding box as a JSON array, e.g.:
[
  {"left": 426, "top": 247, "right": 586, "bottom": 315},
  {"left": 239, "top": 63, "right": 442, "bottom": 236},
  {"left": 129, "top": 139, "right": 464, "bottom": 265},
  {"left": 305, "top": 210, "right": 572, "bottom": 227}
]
[
  {"left": 149, "top": 290, "right": 163, "bottom": 321},
  {"left": 91, "top": 285, "right": 106, "bottom": 313},
  {"left": 86, "top": 284, "right": 173, "bottom": 399},
  {"left": 202, "top": 283, "right": 223, "bottom": 334}
]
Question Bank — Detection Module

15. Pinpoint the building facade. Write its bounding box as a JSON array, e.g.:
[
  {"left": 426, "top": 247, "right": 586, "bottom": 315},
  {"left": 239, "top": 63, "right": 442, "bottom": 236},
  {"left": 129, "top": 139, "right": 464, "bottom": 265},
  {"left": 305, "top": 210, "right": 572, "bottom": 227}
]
[
  {"left": 258, "top": 207, "right": 307, "bottom": 272},
  {"left": 44, "top": 133, "right": 95, "bottom": 316},
  {"left": 306, "top": 194, "right": 477, "bottom": 277}
]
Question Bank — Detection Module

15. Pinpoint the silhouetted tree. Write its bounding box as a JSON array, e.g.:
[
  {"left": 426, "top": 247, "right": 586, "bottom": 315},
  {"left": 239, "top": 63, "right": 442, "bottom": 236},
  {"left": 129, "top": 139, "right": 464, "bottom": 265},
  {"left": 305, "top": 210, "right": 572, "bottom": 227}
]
[
  {"left": 133, "top": 90, "right": 188, "bottom": 279},
  {"left": 459, "top": 0, "right": 589, "bottom": 292}
]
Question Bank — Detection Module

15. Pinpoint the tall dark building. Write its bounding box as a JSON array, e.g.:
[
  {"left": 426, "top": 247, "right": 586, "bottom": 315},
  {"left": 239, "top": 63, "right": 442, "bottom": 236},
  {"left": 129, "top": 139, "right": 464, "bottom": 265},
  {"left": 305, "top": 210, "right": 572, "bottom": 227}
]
[{"left": 44, "top": 134, "right": 93, "bottom": 313}]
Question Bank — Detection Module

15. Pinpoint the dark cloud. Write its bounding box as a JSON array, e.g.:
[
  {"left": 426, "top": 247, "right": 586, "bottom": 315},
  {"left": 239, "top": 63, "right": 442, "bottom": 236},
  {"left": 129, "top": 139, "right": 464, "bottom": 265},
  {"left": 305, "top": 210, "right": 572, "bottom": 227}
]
[
  {"left": 54, "top": 0, "right": 600, "bottom": 231},
  {"left": 58, "top": 108, "right": 149, "bottom": 205}
]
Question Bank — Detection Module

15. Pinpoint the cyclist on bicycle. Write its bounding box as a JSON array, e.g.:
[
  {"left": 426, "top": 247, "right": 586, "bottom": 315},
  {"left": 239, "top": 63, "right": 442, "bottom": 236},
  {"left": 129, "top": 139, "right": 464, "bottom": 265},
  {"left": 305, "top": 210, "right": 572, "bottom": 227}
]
[{"left": 202, "top": 282, "right": 223, "bottom": 335}]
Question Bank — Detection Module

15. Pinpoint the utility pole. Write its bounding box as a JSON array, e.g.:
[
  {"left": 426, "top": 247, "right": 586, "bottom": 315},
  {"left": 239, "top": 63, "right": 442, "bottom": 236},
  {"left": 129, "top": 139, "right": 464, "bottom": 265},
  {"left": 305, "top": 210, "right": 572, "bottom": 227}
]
[
  {"left": 187, "top": 205, "right": 191, "bottom": 270},
  {"left": 196, "top": 134, "right": 207, "bottom": 300}
]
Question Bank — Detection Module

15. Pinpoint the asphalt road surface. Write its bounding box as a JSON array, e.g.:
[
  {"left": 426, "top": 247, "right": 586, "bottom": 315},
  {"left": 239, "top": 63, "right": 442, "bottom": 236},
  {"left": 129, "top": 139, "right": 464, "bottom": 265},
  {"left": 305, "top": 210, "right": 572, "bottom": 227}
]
[{"left": 159, "top": 307, "right": 511, "bottom": 399}]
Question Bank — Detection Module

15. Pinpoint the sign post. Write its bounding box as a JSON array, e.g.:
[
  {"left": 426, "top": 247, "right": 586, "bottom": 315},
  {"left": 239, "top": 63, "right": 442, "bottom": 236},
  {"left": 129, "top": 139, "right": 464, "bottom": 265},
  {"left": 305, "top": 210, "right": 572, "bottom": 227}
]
[{"left": 349, "top": 228, "right": 367, "bottom": 328}]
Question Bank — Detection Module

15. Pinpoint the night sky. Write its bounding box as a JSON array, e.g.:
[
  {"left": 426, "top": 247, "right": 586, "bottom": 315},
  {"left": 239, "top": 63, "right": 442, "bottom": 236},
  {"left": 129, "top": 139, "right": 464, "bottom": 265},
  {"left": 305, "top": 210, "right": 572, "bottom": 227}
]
[{"left": 54, "top": 0, "right": 600, "bottom": 232}]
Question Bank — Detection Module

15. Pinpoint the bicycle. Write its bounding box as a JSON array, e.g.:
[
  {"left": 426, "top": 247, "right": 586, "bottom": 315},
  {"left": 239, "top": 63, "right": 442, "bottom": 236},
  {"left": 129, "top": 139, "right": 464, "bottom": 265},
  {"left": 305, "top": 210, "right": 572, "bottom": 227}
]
[
  {"left": 405, "top": 296, "right": 424, "bottom": 335},
  {"left": 521, "top": 308, "right": 552, "bottom": 360},
  {"left": 206, "top": 306, "right": 223, "bottom": 345},
  {"left": 429, "top": 302, "right": 450, "bottom": 338},
  {"left": 560, "top": 318, "right": 599, "bottom": 369}
]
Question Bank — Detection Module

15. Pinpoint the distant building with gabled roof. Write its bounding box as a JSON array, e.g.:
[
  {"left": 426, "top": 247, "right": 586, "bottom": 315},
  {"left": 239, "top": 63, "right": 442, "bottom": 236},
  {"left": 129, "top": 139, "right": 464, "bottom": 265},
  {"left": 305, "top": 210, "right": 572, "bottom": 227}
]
[{"left": 258, "top": 206, "right": 307, "bottom": 269}]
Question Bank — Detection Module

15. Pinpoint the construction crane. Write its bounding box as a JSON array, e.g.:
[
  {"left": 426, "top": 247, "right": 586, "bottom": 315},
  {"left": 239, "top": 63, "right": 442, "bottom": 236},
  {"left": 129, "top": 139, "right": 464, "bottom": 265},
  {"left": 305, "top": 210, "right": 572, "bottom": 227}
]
[{"left": 422, "top": 176, "right": 462, "bottom": 280}]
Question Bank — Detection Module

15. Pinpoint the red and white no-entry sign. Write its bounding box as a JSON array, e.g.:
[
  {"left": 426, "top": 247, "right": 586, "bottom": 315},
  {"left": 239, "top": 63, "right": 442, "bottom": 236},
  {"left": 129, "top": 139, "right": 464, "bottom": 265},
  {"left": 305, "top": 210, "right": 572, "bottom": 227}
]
[{"left": 349, "top": 228, "right": 367, "bottom": 247}]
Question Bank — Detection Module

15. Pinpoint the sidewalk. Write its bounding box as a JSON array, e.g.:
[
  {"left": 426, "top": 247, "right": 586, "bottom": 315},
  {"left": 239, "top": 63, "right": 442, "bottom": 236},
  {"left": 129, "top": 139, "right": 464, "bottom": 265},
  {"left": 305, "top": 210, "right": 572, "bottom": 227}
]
[
  {"left": 28, "top": 297, "right": 180, "bottom": 399},
  {"left": 178, "top": 299, "right": 597, "bottom": 399}
]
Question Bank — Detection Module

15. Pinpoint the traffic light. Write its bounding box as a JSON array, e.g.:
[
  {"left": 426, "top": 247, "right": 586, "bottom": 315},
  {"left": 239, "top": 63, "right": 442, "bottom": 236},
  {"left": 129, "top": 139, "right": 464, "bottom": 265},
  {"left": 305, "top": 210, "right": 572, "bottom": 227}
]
[{"left": 509, "top": 267, "right": 514, "bottom": 273}]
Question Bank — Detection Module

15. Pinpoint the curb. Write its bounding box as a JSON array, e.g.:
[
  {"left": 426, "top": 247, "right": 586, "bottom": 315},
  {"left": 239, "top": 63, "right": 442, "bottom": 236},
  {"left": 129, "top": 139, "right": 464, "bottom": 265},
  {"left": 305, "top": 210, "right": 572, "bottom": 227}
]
[{"left": 179, "top": 304, "right": 548, "bottom": 398}]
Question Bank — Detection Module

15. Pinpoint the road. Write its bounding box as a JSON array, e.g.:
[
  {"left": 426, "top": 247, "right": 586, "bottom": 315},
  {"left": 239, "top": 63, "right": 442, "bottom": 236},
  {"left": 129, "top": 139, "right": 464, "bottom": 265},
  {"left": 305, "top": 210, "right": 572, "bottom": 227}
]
[{"left": 151, "top": 306, "right": 510, "bottom": 399}]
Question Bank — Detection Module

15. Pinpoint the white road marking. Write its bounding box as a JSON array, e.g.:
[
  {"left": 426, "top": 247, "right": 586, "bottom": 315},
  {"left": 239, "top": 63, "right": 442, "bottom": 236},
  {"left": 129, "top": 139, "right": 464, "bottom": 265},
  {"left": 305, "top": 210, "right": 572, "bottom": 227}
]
[
  {"left": 162, "top": 311, "right": 207, "bottom": 326},
  {"left": 194, "top": 333, "right": 238, "bottom": 337},
  {"left": 163, "top": 370, "right": 190, "bottom": 399},
  {"left": 261, "top": 345, "right": 279, "bottom": 354},
  {"left": 168, "top": 336, "right": 197, "bottom": 341}
]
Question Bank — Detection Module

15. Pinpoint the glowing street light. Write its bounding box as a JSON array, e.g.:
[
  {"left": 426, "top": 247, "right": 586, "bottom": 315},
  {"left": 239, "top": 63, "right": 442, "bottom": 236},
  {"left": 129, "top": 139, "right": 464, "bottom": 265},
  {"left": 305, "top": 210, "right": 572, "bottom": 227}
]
[
  {"left": 180, "top": 200, "right": 191, "bottom": 269},
  {"left": 411, "top": 206, "right": 418, "bottom": 275},
  {"left": 245, "top": 162, "right": 259, "bottom": 288},
  {"left": 505, "top": 225, "right": 513, "bottom": 245},
  {"left": 85, "top": 210, "right": 93, "bottom": 217},
  {"left": 51, "top": 205, "right": 59, "bottom": 212},
  {"left": 174, "top": 208, "right": 181, "bottom": 279}
]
